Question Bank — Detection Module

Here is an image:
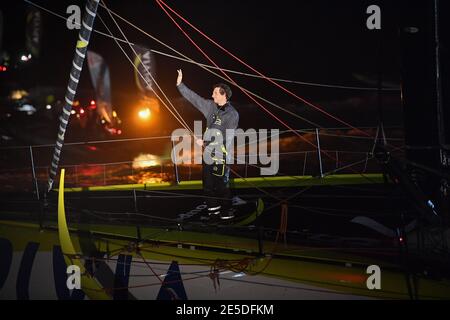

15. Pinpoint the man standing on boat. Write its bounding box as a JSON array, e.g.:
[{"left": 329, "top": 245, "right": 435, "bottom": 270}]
[{"left": 176, "top": 69, "right": 239, "bottom": 220}]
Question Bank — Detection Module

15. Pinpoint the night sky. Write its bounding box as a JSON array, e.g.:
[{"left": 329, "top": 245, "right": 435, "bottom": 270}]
[{"left": 1, "top": 0, "right": 403, "bottom": 138}]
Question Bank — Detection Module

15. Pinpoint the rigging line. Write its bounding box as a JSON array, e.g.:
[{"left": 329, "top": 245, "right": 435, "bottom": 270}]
[
  {"left": 156, "top": 0, "right": 403, "bottom": 156},
  {"left": 229, "top": 167, "right": 283, "bottom": 201},
  {"left": 20, "top": 0, "right": 191, "bottom": 132},
  {"left": 99, "top": 1, "right": 192, "bottom": 135},
  {"left": 202, "top": 137, "right": 362, "bottom": 195},
  {"left": 96, "top": 13, "right": 193, "bottom": 136},
  {"left": 85, "top": 274, "right": 208, "bottom": 293},
  {"left": 49, "top": 201, "right": 181, "bottom": 222},
  {"left": 269, "top": 194, "right": 403, "bottom": 200},
  {"left": 153, "top": 3, "right": 369, "bottom": 190},
  {"left": 137, "top": 250, "right": 217, "bottom": 299},
  {"left": 94, "top": 13, "right": 394, "bottom": 94},
  {"left": 95, "top": 17, "right": 191, "bottom": 137},
  {"left": 240, "top": 140, "right": 382, "bottom": 187},
  {"left": 90, "top": 255, "right": 210, "bottom": 268},
  {"left": 94, "top": 2, "right": 324, "bottom": 129},
  {"left": 262, "top": 155, "right": 376, "bottom": 213},
  {"left": 136, "top": 165, "right": 285, "bottom": 204},
  {"left": 220, "top": 277, "right": 376, "bottom": 298},
  {"left": 313, "top": 132, "right": 403, "bottom": 141},
  {"left": 73, "top": 258, "right": 408, "bottom": 299},
  {"left": 331, "top": 184, "right": 395, "bottom": 194},
  {"left": 227, "top": 135, "right": 349, "bottom": 185},
  {"left": 133, "top": 250, "right": 172, "bottom": 295},
  {"left": 48, "top": 150, "right": 379, "bottom": 200},
  {"left": 262, "top": 245, "right": 399, "bottom": 255},
  {"left": 27, "top": 0, "right": 397, "bottom": 136},
  {"left": 54, "top": 194, "right": 394, "bottom": 268},
  {"left": 0, "top": 128, "right": 404, "bottom": 151},
  {"left": 23, "top": 0, "right": 393, "bottom": 94},
  {"left": 325, "top": 154, "right": 380, "bottom": 183},
  {"left": 289, "top": 205, "right": 394, "bottom": 218},
  {"left": 137, "top": 229, "right": 175, "bottom": 242},
  {"left": 101, "top": 0, "right": 323, "bottom": 181},
  {"left": 95, "top": 0, "right": 399, "bottom": 148},
  {"left": 54, "top": 139, "right": 397, "bottom": 183},
  {"left": 128, "top": 269, "right": 219, "bottom": 277},
  {"left": 58, "top": 201, "right": 277, "bottom": 236},
  {"left": 151, "top": 49, "right": 400, "bottom": 91},
  {"left": 0, "top": 127, "right": 290, "bottom": 150},
  {"left": 0, "top": 135, "right": 173, "bottom": 150},
  {"left": 22, "top": 0, "right": 396, "bottom": 92},
  {"left": 47, "top": 192, "right": 401, "bottom": 227},
  {"left": 251, "top": 172, "right": 384, "bottom": 272},
  {"left": 83, "top": 13, "right": 329, "bottom": 192},
  {"left": 237, "top": 89, "right": 321, "bottom": 128},
  {"left": 44, "top": 209, "right": 394, "bottom": 266},
  {"left": 32, "top": 147, "right": 373, "bottom": 175},
  {"left": 238, "top": 155, "right": 377, "bottom": 200},
  {"left": 62, "top": 166, "right": 321, "bottom": 204},
  {"left": 155, "top": 22, "right": 392, "bottom": 188},
  {"left": 156, "top": 0, "right": 376, "bottom": 138},
  {"left": 155, "top": 1, "right": 383, "bottom": 187},
  {"left": 62, "top": 169, "right": 386, "bottom": 203},
  {"left": 61, "top": 188, "right": 260, "bottom": 202},
  {"left": 64, "top": 193, "right": 233, "bottom": 202},
  {"left": 155, "top": 0, "right": 320, "bottom": 148},
  {"left": 155, "top": 7, "right": 395, "bottom": 163},
  {"left": 24, "top": 2, "right": 383, "bottom": 188},
  {"left": 137, "top": 189, "right": 238, "bottom": 201},
  {"left": 91, "top": 1, "right": 397, "bottom": 96},
  {"left": 64, "top": 188, "right": 243, "bottom": 204},
  {"left": 226, "top": 272, "right": 411, "bottom": 300}
]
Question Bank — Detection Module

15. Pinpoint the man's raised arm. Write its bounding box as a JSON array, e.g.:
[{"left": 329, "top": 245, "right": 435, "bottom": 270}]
[{"left": 176, "top": 69, "right": 213, "bottom": 119}]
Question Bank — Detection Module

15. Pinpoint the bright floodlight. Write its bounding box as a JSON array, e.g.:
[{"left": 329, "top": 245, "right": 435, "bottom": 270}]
[{"left": 138, "top": 108, "right": 151, "bottom": 120}]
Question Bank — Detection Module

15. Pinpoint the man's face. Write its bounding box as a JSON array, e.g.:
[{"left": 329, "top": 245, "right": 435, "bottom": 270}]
[{"left": 212, "top": 87, "right": 227, "bottom": 106}]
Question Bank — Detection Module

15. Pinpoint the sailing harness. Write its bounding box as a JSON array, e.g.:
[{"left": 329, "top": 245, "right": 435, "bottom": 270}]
[{"left": 204, "top": 103, "right": 229, "bottom": 177}]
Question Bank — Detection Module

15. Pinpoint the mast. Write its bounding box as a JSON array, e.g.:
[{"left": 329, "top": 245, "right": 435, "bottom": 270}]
[{"left": 47, "top": 0, "right": 100, "bottom": 191}]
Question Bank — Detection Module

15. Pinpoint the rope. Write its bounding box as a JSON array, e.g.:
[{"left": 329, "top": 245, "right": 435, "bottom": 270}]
[
  {"left": 153, "top": 0, "right": 397, "bottom": 187},
  {"left": 24, "top": 0, "right": 400, "bottom": 93},
  {"left": 156, "top": 0, "right": 377, "bottom": 138},
  {"left": 0, "top": 127, "right": 404, "bottom": 150},
  {"left": 96, "top": 12, "right": 193, "bottom": 135},
  {"left": 98, "top": 10, "right": 284, "bottom": 209},
  {"left": 97, "top": 12, "right": 318, "bottom": 202},
  {"left": 97, "top": 2, "right": 331, "bottom": 198},
  {"left": 20, "top": 0, "right": 401, "bottom": 219},
  {"left": 155, "top": 0, "right": 320, "bottom": 148},
  {"left": 94, "top": 1, "right": 323, "bottom": 128},
  {"left": 24, "top": 0, "right": 403, "bottom": 141},
  {"left": 262, "top": 155, "right": 377, "bottom": 215},
  {"left": 99, "top": 1, "right": 193, "bottom": 135},
  {"left": 152, "top": 48, "right": 400, "bottom": 91},
  {"left": 153, "top": 0, "right": 403, "bottom": 164}
]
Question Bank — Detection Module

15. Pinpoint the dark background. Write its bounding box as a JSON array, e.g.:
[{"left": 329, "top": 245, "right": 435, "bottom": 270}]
[{"left": 0, "top": 0, "right": 403, "bottom": 141}]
